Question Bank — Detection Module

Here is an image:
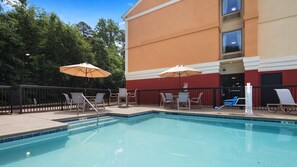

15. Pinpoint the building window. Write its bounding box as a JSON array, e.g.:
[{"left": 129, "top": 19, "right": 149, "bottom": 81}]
[
  {"left": 222, "top": 30, "right": 242, "bottom": 54},
  {"left": 222, "top": 0, "right": 241, "bottom": 15}
]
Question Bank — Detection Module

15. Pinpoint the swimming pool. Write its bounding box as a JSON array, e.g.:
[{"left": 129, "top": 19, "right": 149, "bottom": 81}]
[{"left": 0, "top": 113, "right": 297, "bottom": 167}]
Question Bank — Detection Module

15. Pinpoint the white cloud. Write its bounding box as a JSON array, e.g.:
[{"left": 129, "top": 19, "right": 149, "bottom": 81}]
[
  {"left": 119, "top": 21, "right": 125, "bottom": 26},
  {"left": 119, "top": 21, "right": 125, "bottom": 29},
  {"left": 3, "top": 0, "right": 20, "bottom": 6},
  {"left": 128, "top": 3, "right": 134, "bottom": 6}
]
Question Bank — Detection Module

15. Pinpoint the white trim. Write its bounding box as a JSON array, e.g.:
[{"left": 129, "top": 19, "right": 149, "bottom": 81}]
[
  {"left": 125, "top": 21, "right": 129, "bottom": 75},
  {"left": 243, "top": 56, "right": 260, "bottom": 71},
  {"left": 189, "top": 62, "right": 220, "bottom": 74},
  {"left": 126, "top": 61, "right": 220, "bottom": 81},
  {"left": 259, "top": 55, "right": 297, "bottom": 72},
  {"left": 124, "top": 0, "right": 181, "bottom": 21},
  {"left": 125, "top": 56, "right": 297, "bottom": 81},
  {"left": 122, "top": 0, "right": 143, "bottom": 19}
]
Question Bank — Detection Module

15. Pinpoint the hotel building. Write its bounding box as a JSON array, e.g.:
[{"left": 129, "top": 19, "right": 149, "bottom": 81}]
[{"left": 122, "top": 0, "right": 297, "bottom": 92}]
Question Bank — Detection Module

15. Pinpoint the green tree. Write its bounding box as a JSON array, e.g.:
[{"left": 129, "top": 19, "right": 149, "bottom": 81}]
[
  {"left": 0, "top": 0, "right": 125, "bottom": 89},
  {"left": 93, "top": 18, "right": 125, "bottom": 88},
  {"left": 76, "top": 21, "right": 93, "bottom": 38},
  {"left": 94, "top": 18, "right": 122, "bottom": 47},
  {"left": 0, "top": 12, "right": 23, "bottom": 84}
]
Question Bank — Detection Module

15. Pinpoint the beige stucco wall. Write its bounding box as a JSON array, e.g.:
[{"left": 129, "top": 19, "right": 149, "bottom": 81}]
[
  {"left": 244, "top": 0, "right": 258, "bottom": 57},
  {"left": 127, "top": 0, "right": 220, "bottom": 72},
  {"left": 244, "top": 0, "right": 258, "bottom": 20},
  {"left": 259, "top": 0, "right": 297, "bottom": 59},
  {"left": 128, "top": 28, "right": 220, "bottom": 72},
  {"left": 244, "top": 18, "right": 258, "bottom": 57}
]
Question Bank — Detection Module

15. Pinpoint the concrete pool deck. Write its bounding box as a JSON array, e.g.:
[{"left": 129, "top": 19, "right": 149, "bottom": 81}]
[{"left": 1, "top": 105, "right": 297, "bottom": 139}]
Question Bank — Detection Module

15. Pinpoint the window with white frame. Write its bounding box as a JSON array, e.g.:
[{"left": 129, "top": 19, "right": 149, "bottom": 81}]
[
  {"left": 222, "top": 0, "right": 241, "bottom": 15},
  {"left": 222, "top": 30, "right": 242, "bottom": 54}
]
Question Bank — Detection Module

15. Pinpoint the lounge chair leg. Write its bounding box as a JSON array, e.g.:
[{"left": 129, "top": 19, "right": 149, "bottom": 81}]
[
  {"left": 189, "top": 101, "right": 191, "bottom": 110},
  {"left": 216, "top": 105, "right": 225, "bottom": 110}
]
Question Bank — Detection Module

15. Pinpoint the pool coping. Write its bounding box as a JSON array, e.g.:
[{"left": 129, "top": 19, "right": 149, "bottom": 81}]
[
  {"left": 108, "top": 110, "right": 297, "bottom": 124},
  {"left": 0, "top": 125, "right": 67, "bottom": 144}
]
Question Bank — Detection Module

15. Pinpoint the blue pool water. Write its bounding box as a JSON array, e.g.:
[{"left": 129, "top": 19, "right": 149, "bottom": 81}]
[{"left": 0, "top": 113, "right": 297, "bottom": 167}]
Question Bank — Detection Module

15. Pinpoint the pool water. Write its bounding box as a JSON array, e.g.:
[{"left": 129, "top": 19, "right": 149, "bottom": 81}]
[{"left": 1, "top": 113, "right": 297, "bottom": 167}]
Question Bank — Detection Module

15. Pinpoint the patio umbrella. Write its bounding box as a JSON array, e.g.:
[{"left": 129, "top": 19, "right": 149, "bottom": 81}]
[
  {"left": 60, "top": 62, "right": 111, "bottom": 87},
  {"left": 159, "top": 65, "right": 202, "bottom": 88}
]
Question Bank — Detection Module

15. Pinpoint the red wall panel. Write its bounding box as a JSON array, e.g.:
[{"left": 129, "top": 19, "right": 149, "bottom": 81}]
[
  {"left": 282, "top": 69, "right": 297, "bottom": 85},
  {"left": 244, "top": 70, "right": 259, "bottom": 86},
  {"left": 126, "top": 73, "right": 220, "bottom": 90},
  {"left": 126, "top": 73, "right": 220, "bottom": 105}
]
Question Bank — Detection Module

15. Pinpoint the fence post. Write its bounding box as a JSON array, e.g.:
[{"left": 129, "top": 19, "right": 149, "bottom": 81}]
[
  {"left": 61, "top": 90, "right": 64, "bottom": 111},
  {"left": 157, "top": 90, "right": 160, "bottom": 106},
  {"left": 10, "top": 87, "right": 13, "bottom": 114},
  {"left": 11, "top": 85, "right": 22, "bottom": 114},
  {"left": 19, "top": 86, "right": 23, "bottom": 113},
  {"left": 138, "top": 91, "right": 141, "bottom": 105},
  {"left": 108, "top": 91, "right": 110, "bottom": 106},
  {"left": 212, "top": 88, "right": 217, "bottom": 108}
]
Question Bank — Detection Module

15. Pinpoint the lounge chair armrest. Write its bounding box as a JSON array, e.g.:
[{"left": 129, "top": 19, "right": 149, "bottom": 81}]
[
  {"left": 191, "top": 97, "right": 199, "bottom": 101},
  {"left": 224, "top": 99, "right": 234, "bottom": 102}
]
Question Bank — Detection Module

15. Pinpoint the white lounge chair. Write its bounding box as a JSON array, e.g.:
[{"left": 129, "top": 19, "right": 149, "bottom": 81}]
[
  {"left": 267, "top": 89, "right": 297, "bottom": 113},
  {"left": 70, "top": 92, "right": 85, "bottom": 113},
  {"left": 165, "top": 93, "right": 174, "bottom": 103},
  {"left": 160, "top": 93, "right": 174, "bottom": 108},
  {"left": 118, "top": 88, "right": 128, "bottom": 107},
  {"left": 128, "top": 89, "right": 138, "bottom": 105},
  {"left": 108, "top": 89, "right": 117, "bottom": 104},
  {"left": 62, "top": 93, "right": 73, "bottom": 110},
  {"left": 176, "top": 92, "right": 191, "bottom": 110},
  {"left": 191, "top": 92, "right": 203, "bottom": 108},
  {"left": 93, "top": 93, "right": 105, "bottom": 110}
]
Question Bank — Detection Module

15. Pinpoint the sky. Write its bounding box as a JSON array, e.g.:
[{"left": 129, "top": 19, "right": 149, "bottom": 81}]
[{"left": 1, "top": 0, "right": 138, "bottom": 29}]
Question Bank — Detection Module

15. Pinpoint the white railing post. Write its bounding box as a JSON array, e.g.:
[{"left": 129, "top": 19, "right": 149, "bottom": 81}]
[{"left": 245, "top": 83, "right": 253, "bottom": 115}]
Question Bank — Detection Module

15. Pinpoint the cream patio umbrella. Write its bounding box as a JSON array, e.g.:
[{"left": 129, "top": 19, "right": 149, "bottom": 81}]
[
  {"left": 159, "top": 65, "right": 202, "bottom": 88},
  {"left": 60, "top": 62, "right": 111, "bottom": 87}
]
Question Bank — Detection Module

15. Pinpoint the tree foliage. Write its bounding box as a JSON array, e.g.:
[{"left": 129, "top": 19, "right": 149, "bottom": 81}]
[{"left": 0, "top": 0, "right": 125, "bottom": 88}]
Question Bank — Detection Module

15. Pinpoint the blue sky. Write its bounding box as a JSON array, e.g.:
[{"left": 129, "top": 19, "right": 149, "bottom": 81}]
[{"left": 2, "top": 0, "right": 138, "bottom": 29}]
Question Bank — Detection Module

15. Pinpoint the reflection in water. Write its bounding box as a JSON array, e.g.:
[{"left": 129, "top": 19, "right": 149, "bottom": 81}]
[
  {"left": 278, "top": 128, "right": 294, "bottom": 141},
  {"left": 245, "top": 123, "right": 253, "bottom": 153}
]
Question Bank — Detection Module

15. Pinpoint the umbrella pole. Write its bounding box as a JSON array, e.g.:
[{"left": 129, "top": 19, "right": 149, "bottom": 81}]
[{"left": 85, "top": 68, "right": 87, "bottom": 93}]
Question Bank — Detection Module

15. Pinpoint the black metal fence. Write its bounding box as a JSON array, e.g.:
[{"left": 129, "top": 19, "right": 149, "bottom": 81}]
[
  {"left": 0, "top": 84, "right": 296, "bottom": 114},
  {"left": 135, "top": 87, "right": 218, "bottom": 108},
  {"left": 0, "top": 85, "right": 116, "bottom": 114},
  {"left": 134, "top": 85, "right": 297, "bottom": 110},
  {"left": 0, "top": 85, "right": 12, "bottom": 114}
]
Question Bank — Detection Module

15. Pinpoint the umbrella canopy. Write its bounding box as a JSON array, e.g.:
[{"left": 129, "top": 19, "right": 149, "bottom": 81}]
[
  {"left": 159, "top": 65, "right": 202, "bottom": 88},
  {"left": 60, "top": 62, "right": 111, "bottom": 78}
]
